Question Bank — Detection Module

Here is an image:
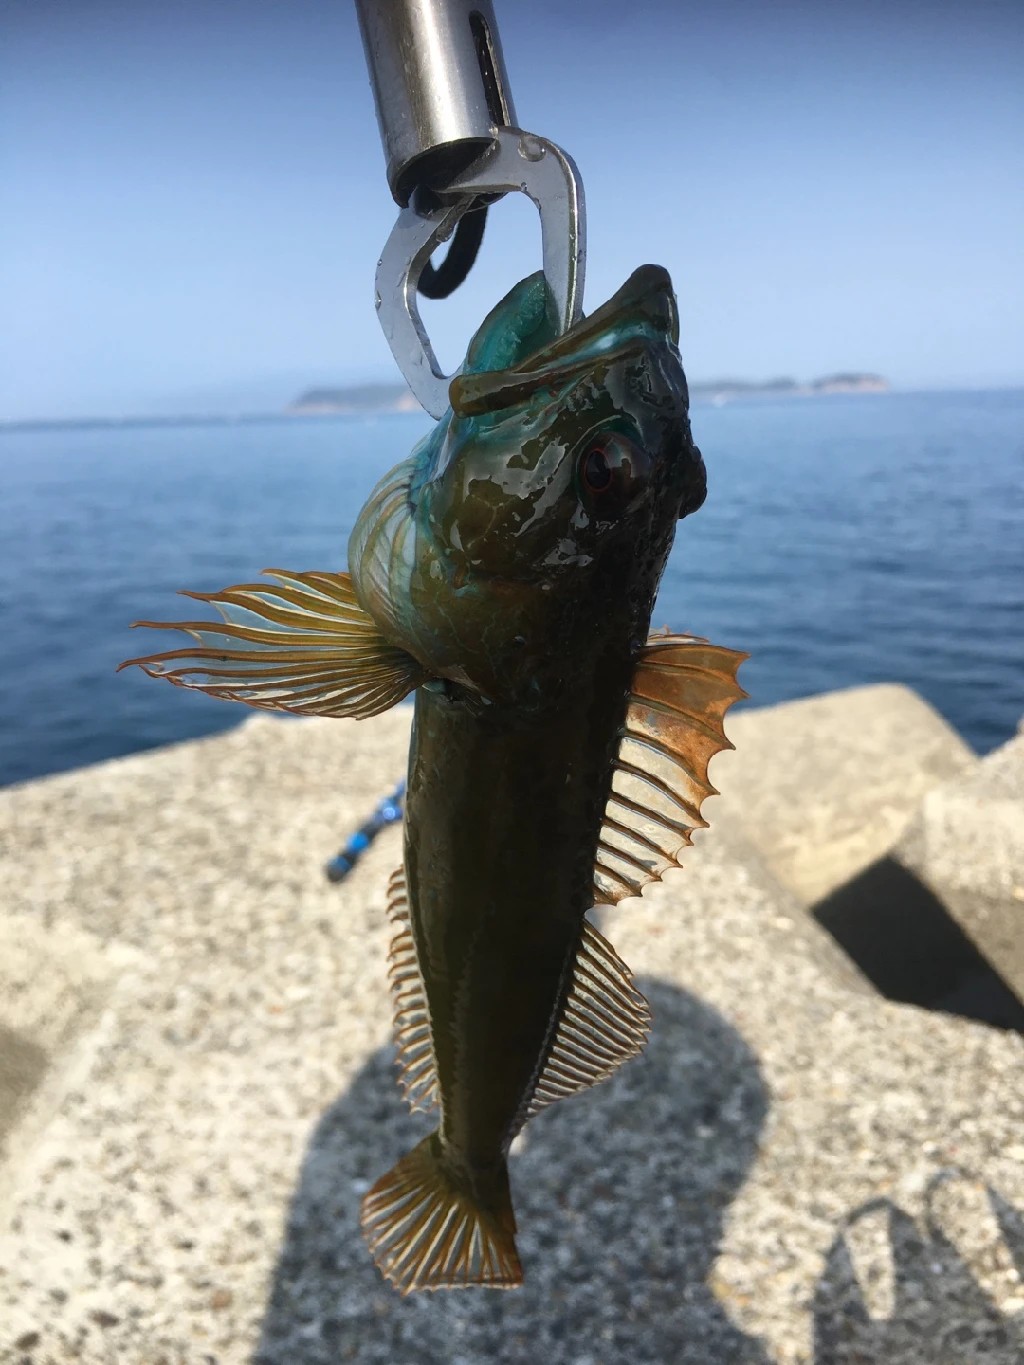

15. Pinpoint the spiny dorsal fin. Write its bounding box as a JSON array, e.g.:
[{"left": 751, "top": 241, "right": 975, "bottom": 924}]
[
  {"left": 119, "top": 569, "right": 428, "bottom": 719},
  {"left": 524, "top": 920, "right": 650, "bottom": 1122},
  {"left": 386, "top": 866, "right": 440, "bottom": 1114},
  {"left": 594, "top": 635, "right": 747, "bottom": 906},
  {"left": 361, "top": 1133, "right": 521, "bottom": 1294}
]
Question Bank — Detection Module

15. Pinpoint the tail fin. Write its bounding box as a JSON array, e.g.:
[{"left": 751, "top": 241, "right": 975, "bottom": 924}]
[{"left": 360, "top": 1133, "right": 522, "bottom": 1293}]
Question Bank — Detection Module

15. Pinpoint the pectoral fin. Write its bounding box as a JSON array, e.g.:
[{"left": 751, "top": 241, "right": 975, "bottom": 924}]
[
  {"left": 594, "top": 636, "right": 747, "bottom": 905},
  {"left": 119, "top": 569, "right": 428, "bottom": 719}
]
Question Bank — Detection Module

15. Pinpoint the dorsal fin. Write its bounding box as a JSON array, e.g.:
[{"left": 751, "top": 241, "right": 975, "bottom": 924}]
[
  {"left": 119, "top": 569, "right": 428, "bottom": 719},
  {"left": 594, "top": 635, "right": 747, "bottom": 906},
  {"left": 523, "top": 636, "right": 743, "bottom": 1125},
  {"left": 386, "top": 866, "right": 440, "bottom": 1114},
  {"left": 524, "top": 920, "right": 650, "bottom": 1122}
]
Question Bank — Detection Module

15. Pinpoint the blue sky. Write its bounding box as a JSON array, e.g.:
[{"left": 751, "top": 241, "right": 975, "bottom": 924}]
[{"left": 2, "top": 0, "right": 1022, "bottom": 420}]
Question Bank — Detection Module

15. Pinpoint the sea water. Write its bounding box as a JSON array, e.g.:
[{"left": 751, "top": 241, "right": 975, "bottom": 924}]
[{"left": 0, "top": 389, "right": 1021, "bottom": 787}]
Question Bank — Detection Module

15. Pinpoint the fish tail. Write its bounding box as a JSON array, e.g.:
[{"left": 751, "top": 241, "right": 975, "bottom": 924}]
[{"left": 360, "top": 1132, "right": 522, "bottom": 1294}]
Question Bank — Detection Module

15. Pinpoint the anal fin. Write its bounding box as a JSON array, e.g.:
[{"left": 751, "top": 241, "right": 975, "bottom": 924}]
[
  {"left": 594, "top": 635, "right": 747, "bottom": 905},
  {"left": 119, "top": 569, "right": 428, "bottom": 719},
  {"left": 525, "top": 921, "right": 650, "bottom": 1121},
  {"left": 386, "top": 866, "right": 440, "bottom": 1114}
]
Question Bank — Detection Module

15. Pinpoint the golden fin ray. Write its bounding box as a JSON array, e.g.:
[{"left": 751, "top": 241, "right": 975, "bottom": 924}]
[
  {"left": 599, "top": 814, "right": 670, "bottom": 861},
  {"left": 361, "top": 1134, "right": 521, "bottom": 1294},
  {"left": 594, "top": 635, "right": 747, "bottom": 905},
  {"left": 386, "top": 866, "right": 440, "bottom": 1114},
  {"left": 119, "top": 569, "right": 428, "bottom": 719},
  {"left": 593, "top": 854, "right": 645, "bottom": 901},
  {"left": 524, "top": 921, "right": 650, "bottom": 1122}
]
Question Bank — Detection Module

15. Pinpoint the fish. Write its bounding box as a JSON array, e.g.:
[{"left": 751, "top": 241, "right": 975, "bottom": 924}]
[{"left": 120, "top": 264, "right": 746, "bottom": 1294}]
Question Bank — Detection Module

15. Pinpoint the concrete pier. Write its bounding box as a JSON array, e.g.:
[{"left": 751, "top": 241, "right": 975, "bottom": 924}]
[{"left": 1, "top": 690, "right": 1022, "bottom": 1364}]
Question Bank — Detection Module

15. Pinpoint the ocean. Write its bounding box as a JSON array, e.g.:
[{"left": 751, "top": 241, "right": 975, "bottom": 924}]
[{"left": 1, "top": 389, "right": 1021, "bottom": 789}]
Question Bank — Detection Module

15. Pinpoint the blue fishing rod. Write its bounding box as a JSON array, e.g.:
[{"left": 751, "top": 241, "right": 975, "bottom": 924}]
[{"left": 325, "top": 780, "right": 406, "bottom": 883}]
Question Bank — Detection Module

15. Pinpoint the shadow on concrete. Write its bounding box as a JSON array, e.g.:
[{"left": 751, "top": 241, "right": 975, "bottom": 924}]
[
  {"left": 255, "top": 978, "right": 772, "bottom": 1365},
  {"left": 813, "top": 1177, "right": 1024, "bottom": 1363},
  {"left": 812, "top": 858, "right": 1024, "bottom": 1032},
  {"left": 0, "top": 1023, "right": 47, "bottom": 1147}
]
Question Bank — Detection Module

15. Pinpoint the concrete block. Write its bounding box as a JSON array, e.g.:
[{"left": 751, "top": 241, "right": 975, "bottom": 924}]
[
  {"left": 897, "top": 728, "right": 1024, "bottom": 1004},
  {"left": 0, "top": 915, "right": 129, "bottom": 1213},
  {"left": 719, "top": 685, "right": 977, "bottom": 905},
  {"left": 0, "top": 705, "right": 1021, "bottom": 1363}
]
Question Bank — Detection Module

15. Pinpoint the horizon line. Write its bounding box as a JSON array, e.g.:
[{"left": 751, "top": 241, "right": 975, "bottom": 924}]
[{"left": 3, "top": 382, "right": 1023, "bottom": 434}]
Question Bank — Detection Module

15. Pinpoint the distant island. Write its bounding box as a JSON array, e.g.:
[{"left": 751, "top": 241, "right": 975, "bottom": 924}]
[
  {"left": 690, "top": 373, "right": 889, "bottom": 401},
  {"left": 287, "top": 383, "right": 421, "bottom": 416},
  {"left": 287, "top": 373, "right": 889, "bottom": 415}
]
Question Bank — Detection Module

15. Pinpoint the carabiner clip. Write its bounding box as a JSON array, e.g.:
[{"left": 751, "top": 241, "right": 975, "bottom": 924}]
[
  {"left": 375, "top": 130, "right": 586, "bottom": 418},
  {"left": 355, "top": 0, "right": 587, "bottom": 418}
]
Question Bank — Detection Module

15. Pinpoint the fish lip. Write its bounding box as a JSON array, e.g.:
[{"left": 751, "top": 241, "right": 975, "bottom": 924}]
[
  {"left": 449, "top": 265, "right": 679, "bottom": 419},
  {"left": 518, "top": 264, "right": 679, "bottom": 372}
]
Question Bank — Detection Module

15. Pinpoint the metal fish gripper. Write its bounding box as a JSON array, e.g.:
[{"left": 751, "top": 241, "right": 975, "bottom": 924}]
[{"left": 355, "top": 0, "right": 587, "bottom": 418}]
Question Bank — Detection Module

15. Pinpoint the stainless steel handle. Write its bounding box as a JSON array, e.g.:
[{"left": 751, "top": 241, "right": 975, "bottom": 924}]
[
  {"left": 355, "top": 0, "right": 587, "bottom": 417},
  {"left": 354, "top": 0, "right": 517, "bottom": 206}
]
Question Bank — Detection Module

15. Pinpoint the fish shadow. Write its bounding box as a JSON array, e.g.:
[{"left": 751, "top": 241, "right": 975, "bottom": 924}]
[{"left": 254, "top": 978, "right": 772, "bottom": 1365}]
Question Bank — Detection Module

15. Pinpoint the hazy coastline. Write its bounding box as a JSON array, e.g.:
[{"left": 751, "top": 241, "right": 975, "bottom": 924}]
[
  {"left": 285, "top": 373, "right": 890, "bottom": 416},
  {"left": 0, "top": 374, "right": 909, "bottom": 432}
]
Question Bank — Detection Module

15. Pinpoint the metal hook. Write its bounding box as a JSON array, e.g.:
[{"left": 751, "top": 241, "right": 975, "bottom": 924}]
[
  {"left": 375, "top": 127, "right": 587, "bottom": 418},
  {"left": 356, "top": 0, "right": 587, "bottom": 416}
]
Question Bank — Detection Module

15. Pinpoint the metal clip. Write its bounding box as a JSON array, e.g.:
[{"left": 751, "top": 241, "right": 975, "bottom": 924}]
[
  {"left": 355, "top": 0, "right": 587, "bottom": 418},
  {"left": 375, "top": 129, "right": 586, "bottom": 418}
]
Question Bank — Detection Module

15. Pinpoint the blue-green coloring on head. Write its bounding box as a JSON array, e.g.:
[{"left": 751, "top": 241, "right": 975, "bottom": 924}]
[{"left": 349, "top": 265, "right": 705, "bottom": 710}]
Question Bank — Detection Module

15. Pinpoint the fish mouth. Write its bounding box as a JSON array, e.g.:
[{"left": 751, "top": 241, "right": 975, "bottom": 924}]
[
  {"left": 523, "top": 264, "right": 679, "bottom": 367},
  {"left": 450, "top": 265, "right": 679, "bottom": 418}
]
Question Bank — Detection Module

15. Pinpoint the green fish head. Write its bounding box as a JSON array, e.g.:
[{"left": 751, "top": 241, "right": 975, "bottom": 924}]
[{"left": 350, "top": 266, "right": 706, "bottom": 708}]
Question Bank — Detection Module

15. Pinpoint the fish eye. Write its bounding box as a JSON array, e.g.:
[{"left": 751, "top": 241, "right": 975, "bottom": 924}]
[
  {"left": 575, "top": 430, "right": 649, "bottom": 512},
  {"left": 581, "top": 446, "right": 614, "bottom": 493}
]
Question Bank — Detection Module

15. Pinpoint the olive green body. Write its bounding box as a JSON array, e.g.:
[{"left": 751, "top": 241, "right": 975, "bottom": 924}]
[
  {"left": 404, "top": 639, "right": 634, "bottom": 1179},
  {"left": 351, "top": 266, "right": 707, "bottom": 1212}
]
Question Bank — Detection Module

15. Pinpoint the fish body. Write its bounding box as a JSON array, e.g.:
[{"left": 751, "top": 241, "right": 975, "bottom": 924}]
[{"left": 121, "top": 265, "right": 745, "bottom": 1293}]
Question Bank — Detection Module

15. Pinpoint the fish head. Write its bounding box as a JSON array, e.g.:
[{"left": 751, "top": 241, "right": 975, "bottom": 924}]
[{"left": 350, "top": 266, "right": 706, "bottom": 708}]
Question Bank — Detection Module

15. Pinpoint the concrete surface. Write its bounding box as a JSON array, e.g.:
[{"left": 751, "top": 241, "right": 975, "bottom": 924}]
[
  {"left": 719, "top": 685, "right": 977, "bottom": 904},
  {"left": 1, "top": 700, "right": 1022, "bottom": 1365},
  {"left": 897, "top": 729, "right": 1024, "bottom": 1003}
]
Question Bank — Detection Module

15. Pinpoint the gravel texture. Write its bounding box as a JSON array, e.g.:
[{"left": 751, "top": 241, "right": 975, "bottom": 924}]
[{"left": 1, "top": 703, "right": 1022, "bottom": 1365}]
